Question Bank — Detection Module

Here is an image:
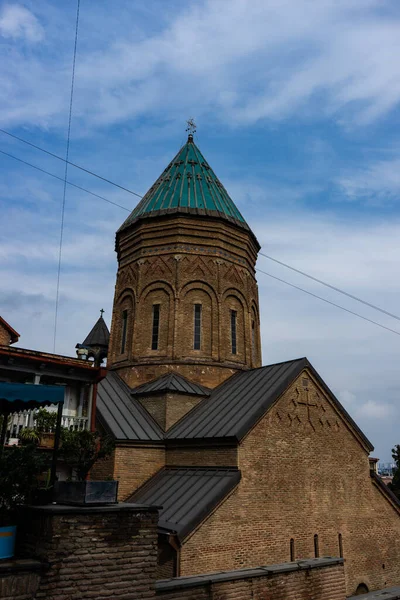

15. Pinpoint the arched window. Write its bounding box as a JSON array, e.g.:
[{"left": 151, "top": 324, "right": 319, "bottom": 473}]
[
  {"left": 120, "top": 310, "right": 128, "bottom": 354},
  {"left": 290, "top": 538, "right": 295, "bottom": 562},
  {"left": 338, "top": 533, "right": 343, "bottom": 558},
  {"left": 152, "top": 304, "right": 160, "bottom": 350},
  {"left": 354, "top": 584, "right": 369, "bottom": 595},
  {"left": 231, "top": 310, "right": 237, "bottom": 355},
  {"left": 194, "top": 304, "right": 202, "bottom": 350},
  {"left": 314, "top": 534, "right": 319, "bottom": 558}
]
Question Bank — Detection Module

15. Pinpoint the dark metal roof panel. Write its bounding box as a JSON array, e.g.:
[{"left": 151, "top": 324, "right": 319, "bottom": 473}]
[
  {"left": 131, "top": 372, "right": 211, "bottom": 397},
  {"left": 83, "top": 316, "right": 110, "bottom": 348},
  {"left": 97, "top": 372, "right": 163, "bottom": 441},
  {"left": 167, "top": 358, "right": 308, "bottom": 440},
  {"left": 127, "top": 467, "right": 241, "bottom": 540}
]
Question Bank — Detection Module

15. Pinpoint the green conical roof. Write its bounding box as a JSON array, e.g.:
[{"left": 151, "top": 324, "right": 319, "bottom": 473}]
[{"left": 118, "top": 135, "right": 249, "bottom": 233}]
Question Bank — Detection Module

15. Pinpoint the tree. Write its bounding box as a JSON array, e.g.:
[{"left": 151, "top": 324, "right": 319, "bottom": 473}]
[
  {"left": 59, "top": 429, "right": 114, "bottom": 481},
  {"left": 388, "top": 445, "right": 400, "bottom": 499}
]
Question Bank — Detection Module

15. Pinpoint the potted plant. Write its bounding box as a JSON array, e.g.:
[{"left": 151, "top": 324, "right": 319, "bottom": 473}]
[
  {"left": 0, "top": 444, "right": 49, "bottom": 559},
  {"left": 18, "top": 427, "right": 40, "bottom": 445},
  {"left": 34, "top": 408, "right": 58, "bottom": 448},
  {"left": 55, "top": 429, "right": 116, "bottom": 505}
]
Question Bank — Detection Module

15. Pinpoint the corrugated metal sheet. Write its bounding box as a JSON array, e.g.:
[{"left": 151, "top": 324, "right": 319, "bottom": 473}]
[
  {"left": 167, "top": 358, "right": 307, "bottom": 441},
  {"left": 97, "top": 372, "right": 163, "bottom": 441},
  {"left": 131, "top": 373, "right": 210, "bottom": 396},
  {"left": 128, "top": 467, "right": 241, "bottom": 540},
  {"left": 166, "top": 357, "right": 373, "bottom": 449}
]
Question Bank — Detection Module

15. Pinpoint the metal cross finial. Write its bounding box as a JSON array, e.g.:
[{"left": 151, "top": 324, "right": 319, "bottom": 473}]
[
  {"left": 186, "top": 118, "right": 197, "bottom": 136},
  {"left": 100, "top": 308, "right": 105, "bottom": 317}
]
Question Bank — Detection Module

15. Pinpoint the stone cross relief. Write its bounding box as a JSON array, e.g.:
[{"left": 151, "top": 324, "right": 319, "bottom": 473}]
[{"left": 279, "top": 379, "right": 340, "bottom": 432}]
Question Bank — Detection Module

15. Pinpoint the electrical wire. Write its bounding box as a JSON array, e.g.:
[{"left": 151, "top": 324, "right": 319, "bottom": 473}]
[
  {"left": 54, "top": 0, "right": 80, "bottom": 353},
  {"left": 0, "top": 128, "right": 143, "bottom": 200},
  {"left": 256, "top": 267, "right": 400, "bottom": 337},
  {"left": 259, "top": 250, "right": 400, "bottom": 323},
  {"left": 0, "top": 149, "right": 131, "bottom": 212}
]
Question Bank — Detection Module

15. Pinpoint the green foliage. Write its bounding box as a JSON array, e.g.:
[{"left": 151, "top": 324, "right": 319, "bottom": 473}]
[
  {"left": 18, "top": 427, "right": 40, "bottom": 445},
  {"left": 34, "top": 408, "right": 57, "bottom": 432},
  {"left": 0, "top": 445, "right": 50, "bottom": 525},
  {"left": 389, "top": 444, "right": 400, "bottom": 499},
  {"left": 59, "top": 429, "right": 114, "bottom": 481}
]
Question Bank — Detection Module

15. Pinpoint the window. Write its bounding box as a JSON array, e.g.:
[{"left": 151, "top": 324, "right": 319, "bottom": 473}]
[
  {"left": 251, "top": 319, "right": 256, "bottom": 361},
  {"left": 152, "top": 304, "right": 160, "bottom": 350},
  {"left": 314, "top": 534, "right": 319, "bottom": 558},
  {"left": 338, "top": 533, "right": 343, "bottom": 558},
  {"left": 120, "top": 310, "right": 128, "bottom": 354},
  {"left": 231, "top": 310, "right": 237, "bottom": 355},
  {"left": 290, "top": 538, "right": 295, "bottom": 562},
  {"left": 194, "top": 304, "right": 202, "bottom": 350}
]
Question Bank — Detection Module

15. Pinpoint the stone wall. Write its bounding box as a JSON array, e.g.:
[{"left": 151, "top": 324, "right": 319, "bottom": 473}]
[
  {"left": 16, "top": 503, "right": 159, "bottom": 600},
  {"left": 0, "top": 321, "right": 12, "bottom": 345},
  {"left": 0, "top": 560, "right": 42, "bottom": 600},
  {"left": 178, "top": 368, "right": 400, "bottom": 596},
  {"left": 155, "top": 558, "right": 346, "bottom": 600}
]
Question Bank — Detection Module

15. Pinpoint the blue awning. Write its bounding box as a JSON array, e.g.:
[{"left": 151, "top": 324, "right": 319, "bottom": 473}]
[{"left": 0, "top": 382, "right": 64, "bottom": 413}]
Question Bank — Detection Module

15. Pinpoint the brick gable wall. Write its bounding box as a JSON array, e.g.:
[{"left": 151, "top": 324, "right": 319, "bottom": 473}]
[
  {"left": 178, "top": 369, "right": 400, "bottom": 596},
  {"left": 0, "top": 322, "right": 12, "bottom": 345}
]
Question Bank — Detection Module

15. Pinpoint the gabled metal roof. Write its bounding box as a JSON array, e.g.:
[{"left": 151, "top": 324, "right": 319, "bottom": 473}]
[
  {"left": 166, "top": 358, "right": 373, "bottom": 450},
  {"left": 127, "top": 467, "right": 241, "bottom": 541},
  {"left": 82, "top": 316, "right": 110, "bottom": 348},
  {"left": 97, "top": 372, "right": 163, "bottom": 441},
  {"left": 118, "top": 134, "right": 250, "bottom": 234},
  {"left": 0, "top": 316, "right": 20, "bottom": 344},
  {"left": 131, "top": 372, "right": 211, "bottom": 397}
]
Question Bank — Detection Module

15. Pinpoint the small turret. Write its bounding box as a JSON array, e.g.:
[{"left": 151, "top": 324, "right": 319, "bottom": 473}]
[{"left": 76, "top": 309, "right": 110, "bottom": 366}]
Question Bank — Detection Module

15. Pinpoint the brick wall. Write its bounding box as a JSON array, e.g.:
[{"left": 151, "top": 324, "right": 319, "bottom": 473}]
[
  {"left": 17, "top": 503, "right": 158, "bottom": 600},
  {"left": 0, "top": 560, "right": 42, "bottom": 600},
  {"left": 166, "top": 445, "right": 237, "bottom": 467},
  {"left": 107, "top": 215, "right": 262, "bottom": 388},
  {"left": 178, "top": 369, "right": 400, "bottom": 597},
  {"left": 155, "top": 558, "right": 346, "bottom": 600},
  {"left": 138, "top": 393, "right": 203, "bottom": 431},
  {"left": 113, "top": 444, "right": 165, "bottom": 500},
  {"left": 0, "top": 322, "right": 11, "bottom": 345}
]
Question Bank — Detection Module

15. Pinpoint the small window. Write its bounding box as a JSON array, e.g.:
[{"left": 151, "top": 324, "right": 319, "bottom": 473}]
[
  {"left": 152, "top": 304, "right": 160, "bottom": 350},
  {"left": 194, "top": 304, "right": 202, "bottom": 350},
  {"left": 120, "top": 310, "right": 128, "bottom": 354},
  {"left": 290, "top": 538, "right": 295, "bottom": 562},
  {"left": 314, "top": 534, "right": 319, "bottom": 558},
  {"left": 231, "top": 310, "right": 237, "bottom": 355},
  {"left": 338, "top": 533, "right": 343, "bottom": 558}
]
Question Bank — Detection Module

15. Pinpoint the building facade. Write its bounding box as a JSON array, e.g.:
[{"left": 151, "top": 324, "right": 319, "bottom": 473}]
[{"left": 95, "top": 134, "right": 400, "bottom": 597}]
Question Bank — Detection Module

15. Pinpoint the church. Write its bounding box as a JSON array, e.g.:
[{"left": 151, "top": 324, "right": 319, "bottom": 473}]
[{"left": 90, "top": 131, "right": 400, "bottom": 597}]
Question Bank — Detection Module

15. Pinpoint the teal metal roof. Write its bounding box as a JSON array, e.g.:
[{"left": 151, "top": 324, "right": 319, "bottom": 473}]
[{"left": 118, "top": 135, "right": 249, "bottom": 232}]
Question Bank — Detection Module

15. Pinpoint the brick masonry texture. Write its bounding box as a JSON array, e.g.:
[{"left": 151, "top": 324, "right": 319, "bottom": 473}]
[
  {"left": 166, "top": 446, "right": 238, "bottom": 467},
  {"left": 114, "top": 445, "right": 165, "bottom": 501},
  {"left": 107, "top": 215, "right": 262, "bottom": 389},
  {"left": 155, "top": 560, "right": 347, "bottom": 600},
  {"left": 16, "top": 504, "right": 159, "bottom": 600},
  {"left": 0, "top": 322, "right": 12, "bottom": 345},
  {"left": 178, "top": 369, "right": 400, "bottom": 597},
  {"left": 0, "top": 563, "right": 41, "bottom": 600},
  {"left": 137, "top": 393, "right": 203, "bottom": 431}
]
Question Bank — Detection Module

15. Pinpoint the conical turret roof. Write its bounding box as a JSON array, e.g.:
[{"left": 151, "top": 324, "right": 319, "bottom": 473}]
[
  {"left": 118, "top": 134, "right": 249, "bottom": 233},
  {"left": 82, "top": 315, "right": 110, "bottom": 349}
]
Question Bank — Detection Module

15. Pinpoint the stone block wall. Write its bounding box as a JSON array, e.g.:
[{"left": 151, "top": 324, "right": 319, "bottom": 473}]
[
  {"left": 155, "top": 558, "right": 347, "bottom": 600},
  {"left": 16, "top": 503, "right": 159, "bottom": 600}
]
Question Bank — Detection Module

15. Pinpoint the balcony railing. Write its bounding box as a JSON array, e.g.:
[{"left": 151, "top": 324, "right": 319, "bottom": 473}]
[
  {"left": 7, "top": 410, "right": 89, "bottom": 440},
  {"left": 61, "top": 415, "right": 89, "bottom": 431}
]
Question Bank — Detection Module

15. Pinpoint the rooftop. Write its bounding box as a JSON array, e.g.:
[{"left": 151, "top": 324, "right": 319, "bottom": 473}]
[{"left": 118, "top": 134, "right": 250, "bottom": 233}]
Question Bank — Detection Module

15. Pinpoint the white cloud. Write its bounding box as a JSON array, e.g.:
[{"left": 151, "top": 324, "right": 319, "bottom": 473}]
[
  {"left": 358, "top": 400, "right": 395, "bottom": 420},
  {"left": 337, "top": 154, "right": 400, "bottom": 205},
  {"left": 1, "top": 1, "right": 400, "bottom": 129},
  {"left": 0, "top": 4, "right": 43, "bottom": 42}
]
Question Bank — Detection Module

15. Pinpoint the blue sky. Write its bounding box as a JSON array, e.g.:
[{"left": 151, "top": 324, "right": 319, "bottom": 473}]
[{"left": 1, "top": 0, "right": 400, "bottom": 461}]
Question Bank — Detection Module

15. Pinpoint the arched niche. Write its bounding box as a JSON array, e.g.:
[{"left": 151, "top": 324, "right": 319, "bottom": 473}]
[
  {"left": 223, "top": 290, "right": 247, "bottom": 363},
  {"left": 179, "top": 282, "right": 216, "bottom": 358},
  {"left": 137, "top": 283, "right": 173, "bottom": 357},
  {"left": 354, "top": 583, "right": 369, "bottom": 595},
  {"left": 250, "top": 301, "right": 260, "bottom": 367}
]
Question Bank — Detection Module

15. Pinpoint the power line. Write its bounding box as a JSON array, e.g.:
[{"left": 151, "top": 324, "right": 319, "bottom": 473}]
[
  {"left": 0, "top": 128, "right": 143, "bottom": 200},
  {"left": 54, "top": 0, "right": 80, "bottom": 353},
  {"left": 259, "top": 250, "right": 400, "bottom": 323},
  {"left": 256, "top": 267, "right": 400, "bottom": 337},
  {"left": 0, "top": 149, "right": 131, "bottom": 211}
]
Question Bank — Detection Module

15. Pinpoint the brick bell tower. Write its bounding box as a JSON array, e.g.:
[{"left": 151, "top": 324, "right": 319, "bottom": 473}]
[{"left": 107, "top": 130, "right": 262, "bottom": 389}]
